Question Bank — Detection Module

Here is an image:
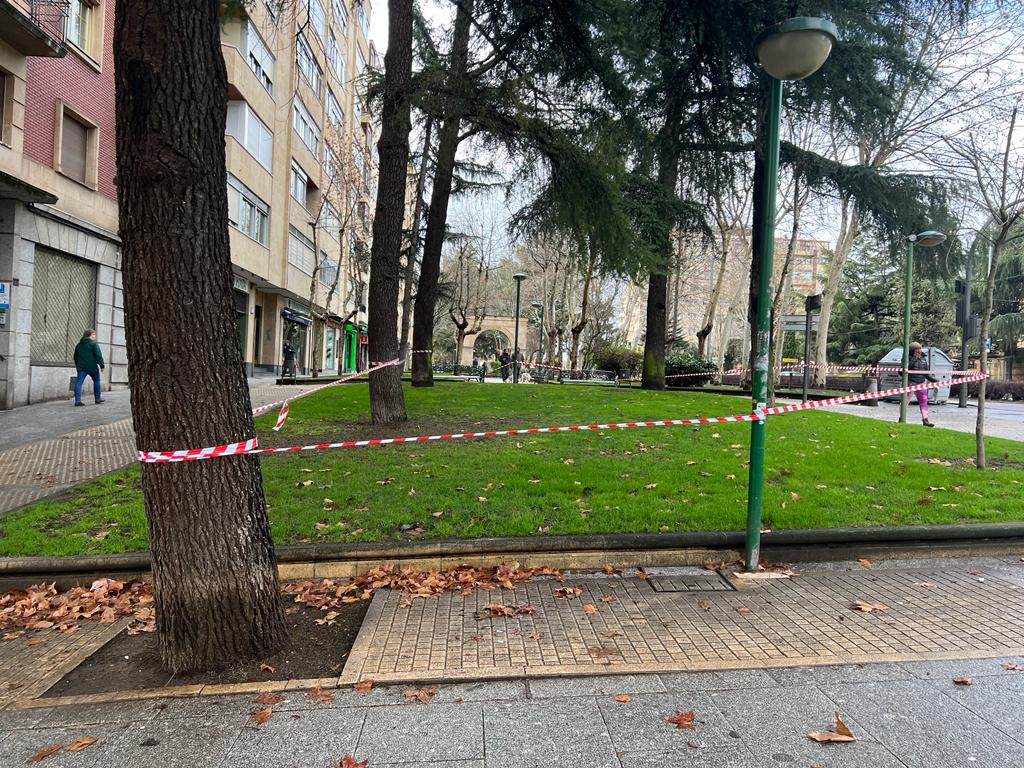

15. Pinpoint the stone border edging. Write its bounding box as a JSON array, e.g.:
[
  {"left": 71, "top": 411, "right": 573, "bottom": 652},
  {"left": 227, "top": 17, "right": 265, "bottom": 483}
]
[{"left": 3, "top": 522, "right": 1024, "bottom": 576}]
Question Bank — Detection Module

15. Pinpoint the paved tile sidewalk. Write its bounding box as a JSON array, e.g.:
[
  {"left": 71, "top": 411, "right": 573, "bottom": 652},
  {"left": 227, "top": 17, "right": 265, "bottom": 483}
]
[
  {"left": 3, "top": 659, "right": 1024, "bottom": 767},
  {"left": 0, "top": 381, "right": 320, "bottom": 515},
  {"left": 342, "top": 561, "right": 1024, "bottom": 685}
]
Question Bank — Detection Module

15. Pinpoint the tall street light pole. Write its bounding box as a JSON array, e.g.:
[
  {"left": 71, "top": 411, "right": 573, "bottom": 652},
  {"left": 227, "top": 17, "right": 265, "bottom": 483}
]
[
  {"left": 899, "top": 230, "right": 946, "bottom": 423},
  {"left": 532, "top": 301, "right": 544, "bottom": 364},
  {"left": 513, "top": 273, "right": 527, "bottom": 383},
  {"left": 745, "top": 17, "right": 837, "bottom": 572}
]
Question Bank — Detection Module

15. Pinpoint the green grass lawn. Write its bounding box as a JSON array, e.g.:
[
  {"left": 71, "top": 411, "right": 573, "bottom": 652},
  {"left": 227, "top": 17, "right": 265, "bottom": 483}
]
[{"left": 2, "top": 382, "right": 1023, "bottom": 557}]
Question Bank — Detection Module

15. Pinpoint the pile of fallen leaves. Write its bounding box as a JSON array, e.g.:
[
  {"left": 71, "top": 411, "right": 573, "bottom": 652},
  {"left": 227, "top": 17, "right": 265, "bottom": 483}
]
[
  {"left": 2, "top": 562, "right": 563, "bottom": 639},
  {"left": 0, "top": 578, "right": 156, "bottom": 637},
  {"left": 283, "top": 562, "right": 563, "bottom": 614}
]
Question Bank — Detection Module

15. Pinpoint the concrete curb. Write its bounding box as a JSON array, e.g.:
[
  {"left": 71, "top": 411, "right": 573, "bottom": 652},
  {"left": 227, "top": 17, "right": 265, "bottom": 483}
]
[{"left": 3, "top": 523, "right": 1024, "bottom": 576}]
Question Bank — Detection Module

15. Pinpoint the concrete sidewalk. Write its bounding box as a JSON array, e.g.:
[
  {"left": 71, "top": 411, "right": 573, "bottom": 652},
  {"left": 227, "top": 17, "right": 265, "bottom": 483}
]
[
  {"left": 783, "top": 397, "right": 1024, "bottom": 442},
  {"left": 0, "top": 378, "right": 315, "bottom": 515},
  {"left": 3, "top": 556, "right": 1024, "bottom": 766},
  {"left": 2, "top": 656, "right": 1023, "bottom": 766}
]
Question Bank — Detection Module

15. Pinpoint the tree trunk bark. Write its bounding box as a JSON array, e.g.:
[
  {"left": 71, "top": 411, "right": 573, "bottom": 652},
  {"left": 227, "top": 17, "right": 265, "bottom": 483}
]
[
  {"left": 410, "top": 0, "right": 474, "bottom": 387},
  {"left": 399, "top": 115, "right": 434, "bottom": 363},
  {"left": 976, "top": 239, "right": 1003, "bottom": 470},
  {"left": 697, "top": 228, "right": 731, "bottom": 358},
  {"left": 367, "top": 0, "right": 414, "bottom": 424},
  {"left": 813, "top": 198, "right": 860, "bottom": 385},
  {"left": 114, "top": 0, "right": 287, "bottom": 673},
  {"left": 767, "top": 178, "right": 804, "bottom": 405}
]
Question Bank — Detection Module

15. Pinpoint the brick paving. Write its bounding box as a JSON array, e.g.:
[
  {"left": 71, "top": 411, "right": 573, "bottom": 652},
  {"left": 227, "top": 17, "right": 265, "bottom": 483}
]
[
  {"left": 0, "top": 382, "right": 321, "bottom": 515},
  {"left": 340, "top": 562, "right": 1024, "bottom": 685},
  {"left": 0, "top": 620, "right": 129, "bottom": 709}
]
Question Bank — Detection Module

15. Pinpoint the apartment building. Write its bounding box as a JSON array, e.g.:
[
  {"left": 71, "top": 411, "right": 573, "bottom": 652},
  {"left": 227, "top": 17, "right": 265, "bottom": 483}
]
[{"left": 0, "top": 0, "right": 378, "bottom": 409}]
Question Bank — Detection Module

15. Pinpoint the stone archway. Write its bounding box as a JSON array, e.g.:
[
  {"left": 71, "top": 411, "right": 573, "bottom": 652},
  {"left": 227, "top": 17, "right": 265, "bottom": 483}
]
[
  {"left": 471, "top": 329, "right": 510, "bottom": 364},
  {"left": 459, "top": 316, "right": 539, "bottom": 365}
]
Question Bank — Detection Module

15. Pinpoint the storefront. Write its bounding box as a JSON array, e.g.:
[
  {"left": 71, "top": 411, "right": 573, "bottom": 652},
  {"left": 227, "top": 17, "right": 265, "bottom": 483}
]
[
  {"left": 232, "top": 276, "right": 249, "bottom": 369},
  {"left": 281, "top": 307, "right": 311, "bottom": 375},
  {"left": 341, "top": 321, "right": 368, "bottom": 373}
]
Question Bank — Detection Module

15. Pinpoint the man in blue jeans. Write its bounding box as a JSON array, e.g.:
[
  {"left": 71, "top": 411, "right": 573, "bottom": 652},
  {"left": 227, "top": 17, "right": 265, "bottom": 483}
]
[{"left": 73, "top": 329, "right": 105, "bottom": 406}]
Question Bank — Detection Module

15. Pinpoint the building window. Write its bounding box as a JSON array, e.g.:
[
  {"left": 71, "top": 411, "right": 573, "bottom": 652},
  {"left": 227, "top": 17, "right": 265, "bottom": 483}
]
[
  {"left": 332, "top": 0, "right": 347, "bottom": 32},
  {"left": 288, "top": 226, "right": 316, "bottom": 274},
  {"left": 226, "top": 101, "right": 273, "bottom": 171},
  {"left": 227, "top": 175, "right": 269, "bottom": 245},
  {"left": 56, "top": 105, "right": 98, "bottom": 187},
  {"left": 327, "top": 88, "right": 344, "bottom": 126},
  {"left": 358, "top": 0, "right": 369, "bottom": 39},
  {"left": 323, "top": 144, "right": 335, "bottom": 177},
  {"left": 293, "top": 98, "right": 320, "bottom": 155},
  {"left": 322, "top": 203, "right": 340, "bottom": 238},
  {"left": 296, "top": 34, "right": 322, "bottom": 96},
  {"left": 327, "top": 31, "right": 345, "bottom": 82},
  {"left": 245, "top": 21, "right": 274, "bottom": 94},
  {"left": 290, "top": 161, "right": 309, "bottom": 204},
  {"left": 320, "top": 253, "right": 338, "bottom": 286},
  {"left": 0, "top": 69, "right": 13, "bottom": 146},
  {"left": 307, "top": 0, "right": 326, "bottom": 40},
  {"left": 30, "top": 249, "right": 97, "bottom": 366},
  {"left": 356, "top": 46, "right": 366, "bottom": 79},
  {"left": 66, "top": 0, "right": 97, "bottom": 57}
]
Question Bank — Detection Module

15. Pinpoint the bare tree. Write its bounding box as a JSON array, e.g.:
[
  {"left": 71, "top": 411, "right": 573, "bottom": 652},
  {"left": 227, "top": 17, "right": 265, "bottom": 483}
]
[
  {"left": 944, "top": 103, "right": 1024, "bottom": 469},
  {"left": 446, "top": 236, "right": 491, "bottom": 363}
]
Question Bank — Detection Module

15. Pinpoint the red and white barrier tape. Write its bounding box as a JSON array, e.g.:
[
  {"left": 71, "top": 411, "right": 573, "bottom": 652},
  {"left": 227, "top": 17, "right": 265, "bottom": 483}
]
[
  {"left": 251, "top": 358, "right": 401, "bottom": 427},
  {"left": 410, "top": 349, "right": 432, "bottom": 354},
  {"left": 136, "top": 373, "right": 984, "bottom": 463},
  {"left": 665, "top": 362, "right": 968, "bottom": 378}
]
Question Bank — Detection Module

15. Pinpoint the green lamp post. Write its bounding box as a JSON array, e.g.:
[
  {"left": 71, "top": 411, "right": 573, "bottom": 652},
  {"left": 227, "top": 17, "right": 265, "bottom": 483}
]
[
  {"left": 512, "top": 273, "right": 527, "bottom": 383},
  {"left": 899, "top": 230, "right": 946, "bottom": 423},
  {"left": 745, "top": 17, "right": 838, "bottom": 572}
]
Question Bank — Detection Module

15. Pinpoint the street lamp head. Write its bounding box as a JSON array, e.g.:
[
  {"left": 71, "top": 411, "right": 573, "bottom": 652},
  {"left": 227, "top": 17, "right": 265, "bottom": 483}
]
[
  {"left": 531, "top": 301, "right": 543, "bottom": 310},
  {"left": 908, "top": 230, "right": 946, "bottom": 247},
  {"left": 513, "top": 273, "right": 527, "bottom": 283},
  {"left": 754, "top": 17, "right": 838, "bottom": 81}
]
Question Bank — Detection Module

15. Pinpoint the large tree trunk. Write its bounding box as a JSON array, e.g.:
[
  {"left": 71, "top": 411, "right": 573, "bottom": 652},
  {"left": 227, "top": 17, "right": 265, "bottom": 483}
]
[
  {"left": 410, "top": 0, "right": 474, "bottom": 387},
  {"left": 367, "top": 0, "right": 414, "bottom": 424},
  {"left": 114, "top": 0, "right": 287, "bottom": 672},
  {"left": 813, "top": 197, "right": 861, "bottom": 385},
  {"left": 569, "top": 250, "right": 594, "bottom": 370},
  {"left": 399, "top": 116, "right": 434, "bottom": 363}
]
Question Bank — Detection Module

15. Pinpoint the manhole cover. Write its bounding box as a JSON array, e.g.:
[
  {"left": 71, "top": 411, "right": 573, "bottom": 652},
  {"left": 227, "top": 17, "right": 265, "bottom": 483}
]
[{"left": 648, "top": 575, "right": 734, "bottom": 592}]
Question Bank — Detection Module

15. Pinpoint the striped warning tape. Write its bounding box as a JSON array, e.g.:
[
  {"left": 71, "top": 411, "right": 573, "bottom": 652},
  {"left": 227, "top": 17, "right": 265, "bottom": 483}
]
[{"left": 135, "top": 373, "right": 985, "bottom": 464}]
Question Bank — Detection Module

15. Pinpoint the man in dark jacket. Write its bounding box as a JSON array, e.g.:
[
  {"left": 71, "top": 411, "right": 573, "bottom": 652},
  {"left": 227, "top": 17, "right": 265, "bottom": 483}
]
[
  {"left": 73, "top": 329, "right": 105, "bottom": 406},
  {"left": 908, "top": 341, "right": 940, "bottom": 427}
]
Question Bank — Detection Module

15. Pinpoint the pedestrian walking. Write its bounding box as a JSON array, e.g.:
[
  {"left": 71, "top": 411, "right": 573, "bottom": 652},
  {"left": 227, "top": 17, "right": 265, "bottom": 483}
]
[
  {"left": 908, "top": 341, "right": 940, "bottom": 427},
  {"left": 72, "top": 329, "right": 104, "bottom": 406},
  {"left": 283, "top": 339, "right": 297, "bottom": 377},
  {"left": 498, "top": 349, "right": 511, "bottom": 382}
]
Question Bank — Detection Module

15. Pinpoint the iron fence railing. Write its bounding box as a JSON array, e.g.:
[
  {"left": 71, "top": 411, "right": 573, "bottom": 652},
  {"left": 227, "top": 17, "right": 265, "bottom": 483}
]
[{"left": 27, "top": 0, "right": 69, "bottom": 43}]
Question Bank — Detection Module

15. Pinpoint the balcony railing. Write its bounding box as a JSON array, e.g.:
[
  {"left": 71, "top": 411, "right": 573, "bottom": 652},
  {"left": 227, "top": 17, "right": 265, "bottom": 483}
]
[
  {"left": 1, "top": 0, "right": 67, "bottom": 56},
  {"left": 29, "top": 0, "right": 69, "bottom": 41}
]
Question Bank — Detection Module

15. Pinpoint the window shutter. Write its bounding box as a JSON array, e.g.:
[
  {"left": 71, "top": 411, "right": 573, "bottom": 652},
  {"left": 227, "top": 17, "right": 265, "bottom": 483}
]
[{"left": 61, "top": 113, "right": 88, "bottom": 183}]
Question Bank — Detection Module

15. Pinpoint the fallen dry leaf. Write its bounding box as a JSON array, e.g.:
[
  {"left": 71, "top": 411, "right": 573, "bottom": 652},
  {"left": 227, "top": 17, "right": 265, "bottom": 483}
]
[
  {"left": 29, "top": 744, "right": 65, "bottom": 761},
  {"left": 603, "top": 564, "right": 621, "bottom": 575},
  {"left": 64, "top": 736, "right": 97, "bottom": 753},
  {"left": 852, "top": 600, "right": 889, "bottom": 613},
  {"left": 856, "top": 559, "right": 872, "bottom": 568},
  {"left": 554, "top": 587, "right": 583, "bottom": 599},
  {"left": 1002, "top": 662, "right": 1024, "bottom": 671},
  {"left": 527, "top": 632, "right": 543, "bottom": 640},
  {"left": 613, "top": 694, "right": 632, "bottom": 703},
  {"left": 635, "top": 568, "right": 651, "bottom": 580},
  {"left": 250, "top": 707, "right": 273, "bottom": 725},
  {"left": 402, "top": 685, "right": 439, "bottom": 704},
  {"left": 259, "top": 662, "right": 275, "bottom": 673},
  {"left": 335, "top": 756, "right": 369, "bottom": 768},
  {"left": 735, "top": 606, "right": 751, "bottom": 614},
  {"left": 915, "top": 581, "right": 938, "bottom": 589},
  {"left": 308, "top": 687, "right": 334, "bottom": 705},
  {"left": 664, "top": 710, "right": 697, "bottom": 729},
  {"left": 254, "top": 693, "right": 283, "bottom": 705},
  {"left": 582, "top": 604, "right": 599, "bottom": 615},
  {"left": 805, "top": 711, "right": 856, "bottom": 743},
  {"left": 353, "top": 679, "right": 375, "bottom": 693},
  {"left": 644, "top": 483, "right": 658, "bottom": 490},
  {"left": 599, "top": 595, "right": 616, "bottom": 603},
  {"left": 953, "top": 677, "right": 973, "bottom": 686},
  {"left": 588, "top": 645, "right": 620, "bottom": 660}
]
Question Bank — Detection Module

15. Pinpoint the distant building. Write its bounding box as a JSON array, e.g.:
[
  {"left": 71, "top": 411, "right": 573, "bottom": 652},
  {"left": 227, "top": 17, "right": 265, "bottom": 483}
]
[{"left": 0, "top": 0, "right": 379, "bottom": 409}]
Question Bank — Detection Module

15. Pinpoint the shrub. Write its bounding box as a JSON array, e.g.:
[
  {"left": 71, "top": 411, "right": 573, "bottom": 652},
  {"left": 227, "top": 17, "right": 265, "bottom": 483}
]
[
  {"left": 665, "top": 353, "right": 718, "bottom": 386},
  {"left": 592, "top": 345, "right": 643, "bottom": 376}
]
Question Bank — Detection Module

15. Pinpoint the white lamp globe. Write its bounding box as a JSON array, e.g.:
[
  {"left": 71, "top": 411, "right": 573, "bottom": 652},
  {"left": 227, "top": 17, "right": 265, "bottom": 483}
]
[{"left": 754, "top": 17, "right": 838, "bottom": 81}]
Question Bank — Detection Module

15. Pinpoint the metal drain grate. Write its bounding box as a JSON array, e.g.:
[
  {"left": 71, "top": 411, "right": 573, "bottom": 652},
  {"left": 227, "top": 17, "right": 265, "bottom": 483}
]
[{"left": 648, "top": 575, "right": 735, "bottom": 592}]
